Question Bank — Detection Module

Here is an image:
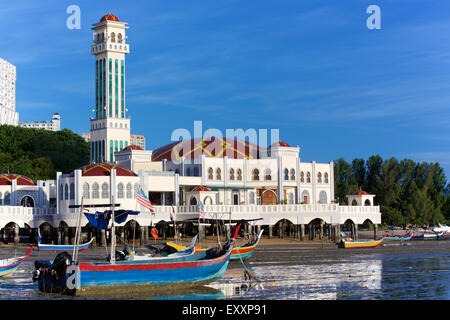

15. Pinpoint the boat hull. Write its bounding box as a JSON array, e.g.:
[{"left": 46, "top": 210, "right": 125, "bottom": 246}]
[
  {"left": 37, "top": 238, "right": 94, "bottom": 251},
  {"left": 338, "top": 238, "right": 384, "bottom": 248},
  {"left": 34, "top": 246, "right": 232, "bottom": 295},
  {"left": 0, "top": 246, "right": 34, "bottom": 277}
]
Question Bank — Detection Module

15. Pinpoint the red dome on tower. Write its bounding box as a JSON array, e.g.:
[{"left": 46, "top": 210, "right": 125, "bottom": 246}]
[
  {"left": 100, "top": 14, "right": 120, "bottom": 22},
  {"left": 353, "top": 190, "right": 369, "bottom": 195}
]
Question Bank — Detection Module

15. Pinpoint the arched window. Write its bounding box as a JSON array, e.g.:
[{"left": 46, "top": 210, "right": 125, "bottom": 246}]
[
  {"left": 92, "top": 182, "right": 99, "bottom": 199},
  {"left": 83, "top": 183, "right": 90, "bottom": 199},
  {"left": 290, "top": 168, "right": 295, "bottom": 181},
  {"left": 101, "top": 182, "right": 109, "bottom": 199},
  {"left": 324, "top": 172, "right": 329, "bottom": 184},
  {"left": 69, "top": 183, "right": 75, "bottom": 200},
  {"left": 365, "top": 199, "right": 371, "bottom": 206},
  {"left": 306, "top": 172, "right": 311, "bottom": 183},
  {"left": 229, "top": 168, "right": 235, "bottom": 180},
  {"left": 208, "top": 167, "right": 213, "bottom": 180},
  {"left": 186, "top": 168, "right": 191, "bottom": 176},
  {"left": 319, "top": 191, "right": 327, "bottom": 204},
  {"left": 126, "top": 183, "right": 132, "bottom": 198},
  {"left": 249, "top": 191, "right": 255, "bottom": 204},
  {"left": 237, "top": 169, "right": 242, "bottom": 181},
  {"left": 117, "top": 183, "right": 124, "bottom": 199},
  {"left": 0, "top": 192, "right": 2, "bottom": 205},
  {"left": 253, "top": 169, "right": 259, "bottom": 181},
  {"left": 4, "top": 192, "right": 10, "bottom": 205},
  {"left": 193, "top": 167, "right": 199, "bottom": 176},
  {"left": 60, "top": 184, "right": 64, "bottom": 199},
  {"left": 300, "top": 171, "right": 305, "bottom": 183},
  {"left": 64, "top": 184, "right": 69, "bottom": 200},
  {"left": 117, "top": 33, "right": 123, "bottom": 43},
  {"left": 190, "top": 196, "right": 198, "bottom": 205},
  {"left": 284, "top": 168, "right": 289, "bottom": 181},
  {"left": 288, "top": 193, "right": 294, "bottom": 204},
  {"left": 216, "top": 168, "right": 222, "bottom": 180},
  {"left": 265, "top": 169, "right": 271, "bottom": 181},
  {"left": 134, "top": 183, "right": 138, "bottom": 198},
  {"left": 317, "top": 172, "right": 322, "bottom": 183},
  {"left": 110, "top": 32, "right": 116, "bottom": 42}
]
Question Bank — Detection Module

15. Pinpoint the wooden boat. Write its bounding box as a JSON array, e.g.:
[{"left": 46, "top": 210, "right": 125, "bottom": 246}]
[
  {"left": 384, "top": 231, "right": 413, "bottom": 241},
  {"left": 32, "top": 223, "right": 241, "bottom": 295},
  {"left": 0, "top": 246, "right": 34, "bottom": 277},
  {"left": 166, "top": 229, "right": 264, "bottom": 260},
  {"left": 36, "top": 238, "right": 95, "bottom": 251},
  {"left": 411, "top": 232, "right": 443, "bottom": 240},
  {"left": 338, "top": 236, "right": 385, "bottom": 248}
]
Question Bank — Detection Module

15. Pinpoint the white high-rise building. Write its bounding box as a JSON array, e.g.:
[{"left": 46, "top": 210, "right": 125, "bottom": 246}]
[
  {"left": 0, "top": 58, "right": 19, "bottom": 126},
  {"left": 20, "top": 113, "right": 61, "bottom": 131},
  {"left": 89, "top": 14, "right": 131, "bottom": 163}
]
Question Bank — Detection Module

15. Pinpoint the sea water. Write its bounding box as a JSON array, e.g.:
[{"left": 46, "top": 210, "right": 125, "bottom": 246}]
[{"left": 0, "top": 241, "right": 448, "bottom": 300}]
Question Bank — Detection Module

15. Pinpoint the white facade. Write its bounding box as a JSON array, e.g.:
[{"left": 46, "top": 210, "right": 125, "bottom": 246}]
[
  {"left": 19, "top": 113, "right": 60, "bottom": 131},
  {"left": 0, "top": 58, "right": 19, "bottom": 126},
  {"left": 90, "top": 15, "right": 131, "bottom": 163}
]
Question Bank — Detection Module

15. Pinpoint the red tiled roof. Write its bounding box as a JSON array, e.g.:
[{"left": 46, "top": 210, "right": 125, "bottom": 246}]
[
  {"left": 151, "top": 137, "right": 263, "bottom": 162},
  {"left": 191, "top": 186, "right": 211, "bottom": 192},
  {"left": 0, "top": 174, "right": 36, "bottom": 186},
  {"left": 72, "top": 163, "right": 137, "bottom": 177},
  {"left": 123, "top": 145, "right": 143, "bottom": 151}
]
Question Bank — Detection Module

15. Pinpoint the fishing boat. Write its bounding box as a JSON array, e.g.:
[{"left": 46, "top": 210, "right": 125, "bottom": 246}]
[
  {"left": 166, "top": 229, "right": 264, "bottom": 261},
  {"left": 36, "top": 238, "right": 95, "bottom": 251},
  {"left": 338, "top": 236, "right": 385, "bottom": 248},
  {"left": 384, "top": 231, "right": 413, "bottom": 241},
  {"left": 411, "top": 232, "right": 443, "bottom": 240},
  {"left": 32, "top": 196, "right": 241, "bottom": 295},
  {"left": 0, "top": 246, "right": 34, "bottom": 277},
  {"left": 33, "top": 228, "right": 239, "bottom": 295}
]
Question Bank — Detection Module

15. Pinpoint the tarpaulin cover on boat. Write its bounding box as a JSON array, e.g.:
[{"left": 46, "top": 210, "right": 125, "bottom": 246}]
[{"left": 84, "top": 210, "right": 140, "bottom": 230}]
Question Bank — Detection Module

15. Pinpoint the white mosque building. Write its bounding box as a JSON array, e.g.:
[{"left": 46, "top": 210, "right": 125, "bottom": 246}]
[{"left": 0, "top": 14, "right": 381, "bottom": 246}]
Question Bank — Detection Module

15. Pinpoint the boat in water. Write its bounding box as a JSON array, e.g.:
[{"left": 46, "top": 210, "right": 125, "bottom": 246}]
[
  {"left": 0, "top": 246, "right": 34, "bottom": 277},
  {"left": 36, "top": 238, "right": 95, "bottom": 251}
]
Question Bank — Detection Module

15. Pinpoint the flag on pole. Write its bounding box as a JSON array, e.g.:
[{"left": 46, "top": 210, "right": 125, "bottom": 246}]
[
  {"left": 198, "top": 202, "right": 205, "bottom": 221},
  {"left": 170, "top": 203, "right": 175, "bottom": 222},
  {"left": 137, "top": 187, "right": 155, "bottom": 215}
]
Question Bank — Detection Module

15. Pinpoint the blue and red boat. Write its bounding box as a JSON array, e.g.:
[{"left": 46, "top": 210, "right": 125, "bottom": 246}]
[
  {"left": 32, "top": 224, "right": 241, "bottom": 295},
  {"left": 36, "top": 238, "right": 95, "bottom": 251}
]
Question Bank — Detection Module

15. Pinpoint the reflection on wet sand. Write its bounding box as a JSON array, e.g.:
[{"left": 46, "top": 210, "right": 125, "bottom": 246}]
[{"left": 209, "top": 260, "right": 382, "bottom": 299}]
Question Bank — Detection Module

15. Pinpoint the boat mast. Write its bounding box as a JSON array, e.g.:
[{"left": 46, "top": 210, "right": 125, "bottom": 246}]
[
  {"left": 111, "top": 195, "right": 116, "bottom": 265},
  {"left": 73, "top": 197, "right": 84, "bottom": 263}
]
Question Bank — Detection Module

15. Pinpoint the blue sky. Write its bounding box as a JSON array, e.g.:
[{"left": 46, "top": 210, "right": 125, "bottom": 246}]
[{"left": 1, "top": 0, "right": 450, "bottom": 179}]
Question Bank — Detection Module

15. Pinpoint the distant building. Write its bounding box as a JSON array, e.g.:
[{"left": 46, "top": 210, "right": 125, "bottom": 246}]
[
  {"left": 130, "top": 134, "right": 145, "bottom": 150},
  {"left": 20, "top": 113, "right": 61, "bottom": 131},
  {"left": 82, "top": 132, "right": 91, "bottom": 142},
  {"left": 0, "top": 58, "right": 19, "bottom": 126}
]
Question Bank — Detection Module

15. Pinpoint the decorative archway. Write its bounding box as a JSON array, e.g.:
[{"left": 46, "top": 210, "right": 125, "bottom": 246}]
[
  {"left": 20, "top": 195, "right": 35, "bottom": 207},
  {"left": 261, "top": 190, "right": 277, "bottom": 205}
]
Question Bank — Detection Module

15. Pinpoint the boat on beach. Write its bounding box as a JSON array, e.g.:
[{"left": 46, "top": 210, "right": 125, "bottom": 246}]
[
  {"left": 337, "top": 236, "right": 385, "bottom": 248},
  {"left": 36, "top": 238, "right": 95, "bottom": 251},
  {"left": 411, "top": 232, "right": 444, "bottom": 240},
  {"left": 32, "top": 197, "right": 241, "bottom": 295},
  {"left": 0, "top": 246, "right": 34, "bottom": 277},
  {"left": 384, "top": 231, "right": 413, "bottom": 241},
  {"left": 165, "top": 228, "right": 264, "bottom": 261}
]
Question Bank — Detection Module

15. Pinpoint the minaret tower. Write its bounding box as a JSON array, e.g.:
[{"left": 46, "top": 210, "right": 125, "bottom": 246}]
[{"left": 90, "top": 13, "right": 131, "bottom": 163}]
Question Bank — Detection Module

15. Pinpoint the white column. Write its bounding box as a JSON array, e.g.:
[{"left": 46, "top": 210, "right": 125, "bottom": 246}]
[
  {"left": 56, "top": 172, "right": 62, "bottom": 214},
  {"left": 330, "top": 161, "right": 335, "bottom": 203},
  {"left": 296, "top": 159, "right": 301, "bottom": 204},
  {"left": 110, "top": 169, "right": 117, "bottom": 204},
  {"left": 11, "top": 179, "right": 17, "bottom": 206},
  {"left": 75, "top": 169, "right": 82, "bottom": 206},
  {"left": 277, "top": 156, "right": 283, "bottom": 203}
]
